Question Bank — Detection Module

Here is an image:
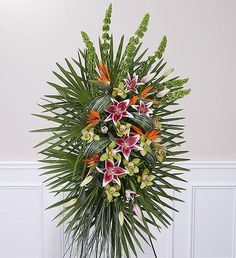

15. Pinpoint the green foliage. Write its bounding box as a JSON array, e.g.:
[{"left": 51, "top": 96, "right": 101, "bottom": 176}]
[
  {"left": 162, "top": 88, "right": 191, "bottom": 103},
  {"left": 137, "top": 35, "right": 167, "bottom": 77},
  {"left": 156, "top": 35, "right": 167, "bottom": 59},
  {"left": 102, "top": 3, "right": 112, "bottom": 61},
  {"left": 34, "top": 4, "right": 190, "bottom": 258},
  {"left": 117, "top": 14, "right": 150, "bottom": 82},
  {"left": 81, "top": 31, "right": 96, "bottom": 79},
  {"left": 163, "top": 78, "right": 189, "bottom": 88},
  {"left": 88, "top": 95, "right": 112, "bottom": 112},
  {"left": 129, "top": 114, "right": 153, "bottom": 131},
  {"left": 135, "top": 13, "right": 150, "bottom": 39}
]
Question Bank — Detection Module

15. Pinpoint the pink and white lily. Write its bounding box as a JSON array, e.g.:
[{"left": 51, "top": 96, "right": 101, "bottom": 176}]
[
  {"left": 132, "top": 100, "right": 153, "bottom": 116},
  {"left": 124, "top": 74, "right": 139, "bottom": 94},
  {"left": 115, "top": 134, "right": 142, "bottom": 160},
  {"left": 105, "top": 99, "right": 133, "bottom": 125},
  {"left": 97, "top": 159, "right": 127, "bottom": 187}
]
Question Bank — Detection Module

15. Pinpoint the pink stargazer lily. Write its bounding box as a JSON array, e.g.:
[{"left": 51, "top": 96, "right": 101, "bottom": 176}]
[
  {"left": 105, "top": 99, "right": 133, "bottom": 125},
  {"left": 97, "top": 159, "right": 127, "bottom": 187},
  {"left": 132, "top": 100, "right": 153, "bottom": 116},
  {"left": 124, "top": 74, "right": 139, "bottom": 93},
  {"left": 115, "top": 134, "right": 141, "bottom": 160}
]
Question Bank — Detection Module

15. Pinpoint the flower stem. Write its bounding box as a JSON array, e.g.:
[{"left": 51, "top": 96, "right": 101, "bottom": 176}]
[{"left": 149, "top": 236, "right": 158, "bottom": 258}]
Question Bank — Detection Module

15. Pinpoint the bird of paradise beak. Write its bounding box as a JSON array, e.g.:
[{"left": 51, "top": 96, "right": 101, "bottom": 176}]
[
  {"left": 129, "top": 85, "right": 159, "bottom": 106},
  {"left": 84, "top": 153, "right": 100, "bottom": 168},
  {"left": 86, "top": 110, "right": 100, "bottom": 128},
  {"left": 96, "top": 63, "right": 110, "bottom": 85},
  {"left": 131, "top": 125, "right": 160, "bottom": 141}
]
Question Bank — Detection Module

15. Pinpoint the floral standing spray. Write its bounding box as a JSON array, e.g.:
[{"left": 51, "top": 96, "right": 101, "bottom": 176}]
[{"left": 34, "top": 4, "right": 190, "bottom": 258}]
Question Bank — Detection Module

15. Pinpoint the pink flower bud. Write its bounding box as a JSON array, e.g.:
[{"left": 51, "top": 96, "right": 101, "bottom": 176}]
[
  {"left": 156, "top": 89, "right": 170, "bottom": 98},
  {"left": 141, "top": 73, "right": 156, "bottom": 83},
  {"left": 132, "top": 203, "right": 142, "bottom": 220}
]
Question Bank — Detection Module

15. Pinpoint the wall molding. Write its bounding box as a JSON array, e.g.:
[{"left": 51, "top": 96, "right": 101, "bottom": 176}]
[
  {"left": 183, "top": 162, "right": 236, "bottom": 169},
  {"left": 0, "top": 161, "right": 41, "bottom": 169}
]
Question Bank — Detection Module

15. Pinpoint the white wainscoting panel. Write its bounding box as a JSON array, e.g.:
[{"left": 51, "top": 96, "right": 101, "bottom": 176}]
[
  {"left": 0, "top": 162, "right": 235, "bottom": 258},
  {"left": 191, "top": 186, "right": 236, "bottom": 258},
  {"left": 0, "top": 163, "right": 63, "bottom": 258}
]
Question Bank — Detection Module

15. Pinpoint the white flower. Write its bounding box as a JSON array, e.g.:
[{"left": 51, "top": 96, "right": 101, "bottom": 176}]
[
  {"left": 141, "top": 73, "right": 156, "bottom": 83},
  {"left": 125, "top": 190, "right": 139, "bottom": 201},
  {"left": 101, "top": 126, "right": 108, "bottom": 134},
  {"left": 162, "top": 68, "right": 174, "bottom": 77},
  {"left": 132, "top": 100, "right": 153, "bottom": 116},
  {"left": 156, "top": 89, "right": 170, "bottom": 98},
  {"left": 80, "top": 176, "right": 93, "bottom": 187},
  {"left": 119, "top": 211, "right": 124, "bottom": 226}
]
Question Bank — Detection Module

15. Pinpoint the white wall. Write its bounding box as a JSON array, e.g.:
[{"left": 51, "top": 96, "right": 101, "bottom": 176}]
[
  {"left": 0, "top": 0, "right": 236, "bottom": 161},
  {"left": 1, "top": 1, "right": 236, "bottom": 258}
]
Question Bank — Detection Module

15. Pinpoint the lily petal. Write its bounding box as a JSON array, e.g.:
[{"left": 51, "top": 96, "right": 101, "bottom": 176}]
[
  {"left": 105, "top": 159, "right": 114, "bottom": 170},
  {"left": 113, "top": 113, "right": 123, "bottom": 123},
  {"left": 123, "top": 147, "right": 131, "bottom": 160},
  {"left": 146, "top": 102, "right": 153, "bottom": 107},
  {"left": 114, "top": 167, "right": 126, "bottom": 175},
  {"left": 104, "top": 114, "right": 112, "bottom": 122},
  {"left": 103, "top": 172, "right": 113, "bottom": 187},
  {"left": 118, "top": 99, "right": 129, "bottom": 111},
  {"left": 112, "top": 175, "right": 121, "bottom": 185},
  {"left": 131, "top": 104, "right": 138, "bottom": 111},
  {"left": 115, "top": 138, "right": 125, "bottom": 146},
  {"left": 106, "top": 105, "right": 117, "bottom": 113},
  {"left": 123, "top": 111, "right": 134, "bottom": 118},
  {"left": 127, "top": 135, "right": 140, "bottom": 147}
]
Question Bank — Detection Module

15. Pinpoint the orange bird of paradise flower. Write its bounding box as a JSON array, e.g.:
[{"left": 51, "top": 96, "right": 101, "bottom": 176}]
[
  {"left": 140, "top": 85, "right": 154, "bottom": 98},
  {"left": 131, "top": 125, "right": 160, "bottom": 141},
  {"left": 129, "top": 85, "right": 155, "bottom": 106},
  {"left": 145, "top": 130, "right": 160, "bottom": 141},
  {"left": 84, "top": 154, "right": 100, "bottom": 168},
  {"left": 129, "top": 95, "right": 139, "bottom": 106},
  {"left": 96, "top": 63, "right": 110, "bottom": 85},
  {"left": 86, "top": 110, "right": 100, "bottom": 128}
]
